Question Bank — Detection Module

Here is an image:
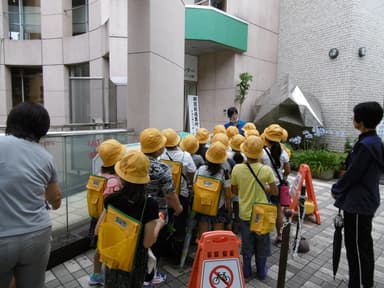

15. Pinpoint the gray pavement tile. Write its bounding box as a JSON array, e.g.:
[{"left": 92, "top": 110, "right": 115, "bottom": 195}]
[
  {"left": 70, "top": 270, "right": 88, "bottom": 280},
  {"left": 51, "top": 264, "right": 68, "bottom": 277},
  {"left": 45, "top": 270, "right": 57, "bottom": 282},
  {"left": 45, "top": 279, "right": 63, "bottom": 288},
  {"left": 64, "top": 259, "right": 82, "bottom": 273},
  {"left": 57, "top": 274, "right": 75, "bottom": 285},
  {"left": 74, "top": 255, "right": 93, "bottom": 269},
  {"left": 62, "top": 280, "right": 80, "bottom": 288},
  {"left": 76, "top": 275, "right": 89, "bottom": 288}
]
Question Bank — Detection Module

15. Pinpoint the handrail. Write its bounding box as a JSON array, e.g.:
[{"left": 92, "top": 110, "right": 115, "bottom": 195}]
[
  {"left": 64, "top": 4, "right": 87, "bottom": 13},
  {"left": 0, "top": 122, "right": 128, "bottom": 131},
  {"left": 0, "top": 128, "right": 135, "bottom": 137},
  {"left": 45, "top": 128, "right": 134, "bottom": 137},
  {"left": 50, "top": 122, "right": 123, "bottom": 129}
]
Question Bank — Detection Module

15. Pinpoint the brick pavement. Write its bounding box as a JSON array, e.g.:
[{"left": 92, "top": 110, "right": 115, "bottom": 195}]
[{"left": 44, "top": 177, "right": 384, "bottom": 287}]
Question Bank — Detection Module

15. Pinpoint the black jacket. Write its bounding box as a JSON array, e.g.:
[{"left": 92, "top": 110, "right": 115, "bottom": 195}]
[{"left": 332, "top": 131, "right": 384, "bottom": 215}]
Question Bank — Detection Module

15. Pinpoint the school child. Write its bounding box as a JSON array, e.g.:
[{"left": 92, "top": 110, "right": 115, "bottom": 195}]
[
  {"left": 195, "top": 127, "right": 210, "bottom": 161},
  {"left": 228, "top": 134, "right": 246, "bottom": 234},
  {"left": 96, "top": 150, "right": 165, "bottom": 287},
  {"left": 194, "top": 142, "right": 232, "bottom": 237},
  {"left": 241, "top": 122, "right": 257, "bottom": 133},
  {"left": 140, "top": 128, "right": 183, "bottom": 286},
  {"left": 228, "top": 134, "right": 246, "bottom": 164},
  {"left": 226, "top": 125, "right": 240, "bottom": 140},
  {"left": 213, "top": 124, "right": 227, "bottom": 135},
  {"left": 231, "top": 136, "right": 277, "bottom": 280},
  {"left": 244, "top": 129, "right": 260, "bottom": 138},
  {"left": 260, "top": 124, "right": 291, "bottom": 245},
  {"left": 180, "top": 134, "right": 205, "bottom": 169},
  {"left": 160, "top": 128, "right": 196, "bottom": 265},
  {"left": 89, "top": 139, "right": 126, "bottom": 286}
]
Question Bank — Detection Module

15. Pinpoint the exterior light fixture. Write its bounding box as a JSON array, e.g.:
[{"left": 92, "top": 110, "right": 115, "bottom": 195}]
[
  {"left": 329, "top": 48, "right": 339, "bottom": 59},
  {"left": 358, "top": 47, "right": 367, "bottom": 57}
]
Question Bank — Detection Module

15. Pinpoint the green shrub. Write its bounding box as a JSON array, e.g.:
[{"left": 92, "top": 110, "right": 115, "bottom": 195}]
[{"left": 290, "top": 149, "right": 346, "bottom": 178}]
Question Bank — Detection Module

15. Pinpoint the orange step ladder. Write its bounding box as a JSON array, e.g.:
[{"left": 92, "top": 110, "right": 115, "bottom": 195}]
[
  {"left": 188, "top": 231, "right": 245, "bottom": 288},
  {"left": 290, "top": 164, "right": 321, "bottom": 224}
]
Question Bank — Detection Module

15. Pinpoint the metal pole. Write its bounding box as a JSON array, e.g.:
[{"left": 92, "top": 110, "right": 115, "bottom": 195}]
[
  {"left": 293, "top": 185, "right": 306, "bottom": 253},
  {"left": 277, "top": 208, "right": 292, "bottom": 288}
]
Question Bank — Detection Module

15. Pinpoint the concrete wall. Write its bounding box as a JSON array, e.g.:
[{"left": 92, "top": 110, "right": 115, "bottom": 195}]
[
  {"left": 0, "top": 0, "right": 124, "bottom": 126},
  {"left": 278, "top": 0, "right": 384, "bottom": 150},
  {"left": 197, "top": 0, "right": 280, "bottom": 131},
  {"left": 127, "top": 0, "right": 185, "bottom": 133}
]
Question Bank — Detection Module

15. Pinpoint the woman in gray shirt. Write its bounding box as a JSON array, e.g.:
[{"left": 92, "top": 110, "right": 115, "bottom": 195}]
[{"left": 0, "top": 102, "right": 62, "bottom": 288}]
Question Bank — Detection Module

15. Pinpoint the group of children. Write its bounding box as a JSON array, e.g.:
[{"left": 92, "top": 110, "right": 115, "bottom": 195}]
[{"left": 88, "top": 117, "right": 291, "bottom": 287}]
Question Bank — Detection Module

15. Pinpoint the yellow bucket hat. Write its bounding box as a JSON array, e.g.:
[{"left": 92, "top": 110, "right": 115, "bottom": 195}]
[
  {"left": 244, "top": 129, "right": 260, "bottom": 138},
  {"left": 240, "top": 135, "right": 264, "bottom": 159},
  {"left": 97, "top": 139, "right": 126, "bottom": 167},
  {"left": 263, "top": 124, "right": 284, "bottom": 143},
  {"left": 281, "top": 128, "right": 288, "bottom": 141},
  {"left": 162, "top": 128, "right": 180, "bottom": 147},
  {"left": 115, "top": 150, "right": 150, "bottom": 184},
  {"left": 140, "top": 128, "right": 167, "bottom": 154},
  {"left": 195, "top": 128, "right": 210, "bottom": 144},
  {"left": 211, "top": 132, "right": 229, "bottom": 148},
  {"left": 213, "top": 124, "right": 226, "bottom": 135},
  {"left": 206, "top": 141, "right": 228, "bottom": 164},
  {"left": 180, "top": 135, "right": 199, "bottom": 154},
  {"left": 241, "top": 122, "right": 257, "bottom": 132},
  {"left": 226, "top": 126, "right": 239, "bottom": 139},
  {"left": 230, "top": 134, "right": 245, "bottom": 152}
]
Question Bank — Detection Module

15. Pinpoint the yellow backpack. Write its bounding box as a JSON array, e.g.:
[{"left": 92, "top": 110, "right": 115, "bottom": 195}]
[
  {"left": 86, "top": 175, "right": 107, "bottom": 218},
  {"left": 249, "top": 203, "right": 277, "bottom": 235},
  {"left": 161, "top": 152, "right": 185, "bottom": 195},
  {"left": 246, "top": 163, "right": 277, "bottom": 235},
  {"left": 98, "top": 199, "right": 146, "bottom": 272},
  {"left": 192, "top": 174, "right": 222, "bottom": 216}
]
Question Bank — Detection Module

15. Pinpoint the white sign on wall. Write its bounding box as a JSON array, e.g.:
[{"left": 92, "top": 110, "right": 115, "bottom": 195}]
[{"left": 188, "top": 95, "right": 200, "bottom": 135}]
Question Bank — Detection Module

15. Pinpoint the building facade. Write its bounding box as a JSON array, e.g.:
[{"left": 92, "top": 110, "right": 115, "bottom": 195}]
[
  {"left": 278, "top": 0, "right": 384, "bottom": 150},
  {"left": 0, "top": 0, "right": 280, "bottom": 134}
]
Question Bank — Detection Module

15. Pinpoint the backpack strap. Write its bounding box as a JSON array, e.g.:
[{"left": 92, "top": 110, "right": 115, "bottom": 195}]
[
  {"left": 263, "top": 147, "right": 284, "bottom": 185},
  {"left": 246, "top": 162, "right": 270, "bottom": 202},
  {"left": 140, "top": 197, "right": 148, "bottom": 223}
]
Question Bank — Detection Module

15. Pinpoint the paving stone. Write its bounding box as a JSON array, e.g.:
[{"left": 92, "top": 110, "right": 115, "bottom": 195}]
[
  {"left": 45, "top": 270, "right": 57, "bottom": 283},
  {"left": 62, "top": 280, "right": 80, "bottom": 288},
  {"left": 64, "top": 259, "right": 81, "bottom": 273}
]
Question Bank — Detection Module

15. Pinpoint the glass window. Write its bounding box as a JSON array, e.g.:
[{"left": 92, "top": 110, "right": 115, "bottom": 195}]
[
  {"left": 72, "top": 0, "right": 88, "bottom": 36},
  {"left": 68, "top": 63, "right": 104, "bottom": 124},
  {"left": 8, "top": 0, "right": 41, "bottom": 40},
  {"left": 11, "top": 67, "right": 43, "bottom": 106},
  {"left": 69, "top": 62, "right": 90, "bottom": 77}
]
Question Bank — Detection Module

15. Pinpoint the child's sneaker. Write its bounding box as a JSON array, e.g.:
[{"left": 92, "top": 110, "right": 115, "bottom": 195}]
[
  {"left": 151, "top": 271, "right": 167, "bottom": 284},
  {"left": 143, "top": 282, "right": 155, "bottom": 288},
  {"left": 89, "top": 272, "right": 104, "bottom": 286}
]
